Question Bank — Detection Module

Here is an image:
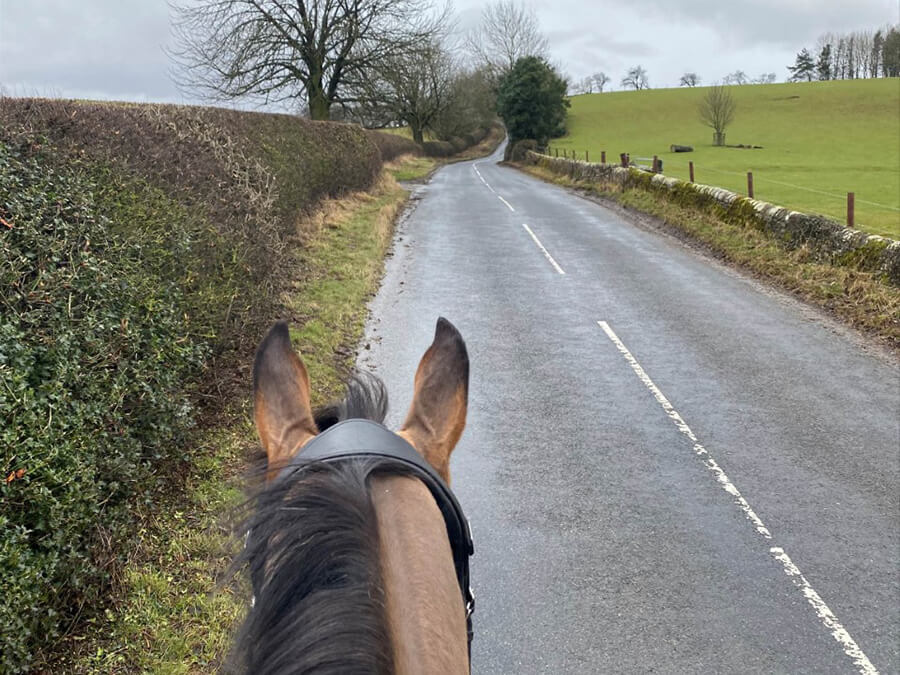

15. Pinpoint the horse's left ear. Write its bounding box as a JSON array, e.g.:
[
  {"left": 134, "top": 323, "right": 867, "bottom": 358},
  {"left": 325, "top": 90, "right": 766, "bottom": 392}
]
[
  {"left": 253, "top": 322, "right": 318, "bottom": 480},
  {"left": 398, "top": 318, "right": 469, "bottom": 483}
]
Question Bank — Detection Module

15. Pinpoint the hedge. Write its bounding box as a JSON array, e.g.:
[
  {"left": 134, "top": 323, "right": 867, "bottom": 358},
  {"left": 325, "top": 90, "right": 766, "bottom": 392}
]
[{"left": 0, "top": 100, "right": 382, "bottom": 670}]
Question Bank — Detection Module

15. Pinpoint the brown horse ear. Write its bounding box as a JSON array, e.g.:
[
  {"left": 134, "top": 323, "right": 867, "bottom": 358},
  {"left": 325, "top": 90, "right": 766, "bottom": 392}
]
[
  {"left": 253, "top": 322, "right": 317, "bottom": 480},
  {"left": 398, "top": 318, "right": 469, "bottom": 483}
]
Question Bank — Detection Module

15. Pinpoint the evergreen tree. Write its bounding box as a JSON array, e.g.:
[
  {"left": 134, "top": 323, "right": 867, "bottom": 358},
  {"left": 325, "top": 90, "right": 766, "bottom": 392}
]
[
  {"left": 816, "top": 44, "right": 832, "bottom": 80},
  {"left": 497, "top": 56, "right": 570, "bottom": 144},
  {"left": 883, "top": 28, "right": 900, "bottom": 77},
  {"left": 788, "top": 48, "right": 816, "bottom": 81}
]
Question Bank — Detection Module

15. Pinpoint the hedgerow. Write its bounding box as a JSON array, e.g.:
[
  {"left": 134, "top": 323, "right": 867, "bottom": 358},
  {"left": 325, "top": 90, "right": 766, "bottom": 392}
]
[
  {"left": 0, "top": 99, "right": 385, "bottom": 670},
  {"left": 0, "top": 142, "right": 208, "bottom": 671}
]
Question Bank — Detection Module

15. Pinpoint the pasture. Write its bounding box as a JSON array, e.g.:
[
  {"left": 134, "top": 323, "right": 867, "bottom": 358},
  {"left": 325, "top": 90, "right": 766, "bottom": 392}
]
[{"left": 553, "top": 79, "right": 900, "bottom": 239}]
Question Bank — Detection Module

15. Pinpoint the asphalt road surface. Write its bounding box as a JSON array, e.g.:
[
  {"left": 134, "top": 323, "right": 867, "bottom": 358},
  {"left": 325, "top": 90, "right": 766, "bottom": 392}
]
[{"left": 358, "top": 144, "right": 899, "bottom": 674}]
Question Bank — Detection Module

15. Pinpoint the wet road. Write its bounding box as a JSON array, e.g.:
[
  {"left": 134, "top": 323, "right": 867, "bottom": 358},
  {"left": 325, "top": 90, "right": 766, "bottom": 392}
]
[{"left": 358, "top": 144, "right": 900, "bottom": 674}]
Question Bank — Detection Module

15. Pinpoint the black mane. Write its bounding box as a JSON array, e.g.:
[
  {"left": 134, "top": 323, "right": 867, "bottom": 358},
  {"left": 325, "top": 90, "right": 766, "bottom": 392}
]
[{"left": 230, "top": 372, "right": 397, "bottom": 674}]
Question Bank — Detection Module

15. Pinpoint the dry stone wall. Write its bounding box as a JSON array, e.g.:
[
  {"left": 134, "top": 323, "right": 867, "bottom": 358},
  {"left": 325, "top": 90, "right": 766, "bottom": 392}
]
[{"left": 525, "top": 151, "right": 900, "bottom": 286}]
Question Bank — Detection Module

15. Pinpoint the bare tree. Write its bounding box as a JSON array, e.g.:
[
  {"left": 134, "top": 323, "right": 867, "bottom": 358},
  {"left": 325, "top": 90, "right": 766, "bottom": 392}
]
[
  {"left": 359, "top": 41, "right": 456, "bottom": 143},
  {"left": 467, "top": 1, "right": 548, "bottom": 82},
  {"left": 592, "top": 72, "right": 610, "bottom": 92},
  {"left": 169, "top": 0, "right": 450, "bottom": 120},
  {"left": 723, "top": 70, "right": 748, "bottom": 85},
  {"left": 753, "top": 72, "right": 777, "bottom": 84},
  {"left": 679, "top": 72, "right": 700, "bottom": 87},
  {"left": 621, "top": 65, "right": 649, "bottom": 90},
  {"left": 698, "top": 84, "right": 736, "bottom": 146}
]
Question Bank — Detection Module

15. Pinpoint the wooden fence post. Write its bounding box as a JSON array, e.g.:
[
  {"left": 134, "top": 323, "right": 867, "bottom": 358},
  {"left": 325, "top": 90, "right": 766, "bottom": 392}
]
[
  {"left": 653, "top": 155, "right": 659, "bottom": 173},
  {"left": 555, "top": 148, "right": 558, "bottom": 158},
  {"left": 601, "top": 150, "right": 606, "bottom": 164},
  {"left": 747, "top": 172, "right": 754, "bottom": 198},
  {"left": 689, "top": 161, "right": 695, "bottom": 182},
  {"left": 848, "top": 192, "right": 855, "bottom": 228},
  {"left": 620, "top": 153, "right": 627, "bottom": 168},
  {"left": 586, "top": 149, "right": 589, "bottom": 162}
]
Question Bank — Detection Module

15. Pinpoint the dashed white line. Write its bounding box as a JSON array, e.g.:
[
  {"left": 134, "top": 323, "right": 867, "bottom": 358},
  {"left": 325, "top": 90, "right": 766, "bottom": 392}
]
[
  {"left": 596, "top": 320, "right": 878, "bottom": 675},
  {"left": 498, "top": 195, "right": 515, "bottom": 212},
  {"left": 522, "top": 223, "right": 565, "bottom": 275},
  {"left": 472, "top": 164, "right": 496, "bottom": 193}
]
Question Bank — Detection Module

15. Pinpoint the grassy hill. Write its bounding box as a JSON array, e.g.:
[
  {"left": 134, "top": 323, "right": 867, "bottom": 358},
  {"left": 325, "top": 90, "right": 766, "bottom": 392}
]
[{"left": 553, "top": 79, "right": 900, "bottom": 239}]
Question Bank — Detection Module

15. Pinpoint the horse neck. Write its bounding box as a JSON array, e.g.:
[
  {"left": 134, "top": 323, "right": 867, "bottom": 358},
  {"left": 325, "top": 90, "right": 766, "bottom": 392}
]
[{"left": 371, "top": 475, "right": 469, "bottom": 675}]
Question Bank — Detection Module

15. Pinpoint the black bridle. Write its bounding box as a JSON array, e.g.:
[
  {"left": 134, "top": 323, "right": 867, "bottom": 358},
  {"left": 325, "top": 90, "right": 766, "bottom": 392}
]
[{"left": 288, "top": 418, "right": 475, "bottom": 660}]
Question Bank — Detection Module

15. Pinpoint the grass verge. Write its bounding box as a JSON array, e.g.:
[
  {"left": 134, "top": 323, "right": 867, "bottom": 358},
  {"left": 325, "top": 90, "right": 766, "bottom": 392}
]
[
  {"left": 53, "top": 159, "right": 421, "bottom": 674},
  {"left": 517, "top": 163, "right": 900, "bottom": 352}
]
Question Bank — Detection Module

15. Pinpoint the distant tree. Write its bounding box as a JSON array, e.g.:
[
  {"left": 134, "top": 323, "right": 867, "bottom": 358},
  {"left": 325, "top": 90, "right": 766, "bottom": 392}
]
[
  {"left": 467, "top": 1, "right": 548, "bottom": 85},
  {"left": 752, "top": 72, "right": 777, "bottom": 84},
  {"left": 358, "top": 40, "right": 455, "bottom": 144},
  {"left": 788, "top": 48, "right": 816, "bottom": 81},
  {"left": 592, "top": 72, "right": 610, "bottom": 92},
  {"left": 698, "top": 84, "right": 736, "bottom": 146},
  {"left": 871, "top": 30, "right": 884, "bottom": 78},
  {"left": 169, "top": 0, "right": 449, "bottom": 120},
  {"left": 497, "top": 56, "right": 569, "bottom": 144},
  {"left": 432, "top": 65, "right": 497, "bottom": 140},
  {"left": 816, "top": 44, "right": 833, "bottom": 80},
  {"left": 724, "top": 70, "right": 748, "bottom": 85},
  {"left": 679, "top": 72, "right": 700, "bottom": 87},
  {"left": 621, "top": 65, "right": 649, "bottom": 90},
  {"left": 578, "top": 76, "right": 594, "bottom": 94},
  {"left": 883, "top": 27, "right": 900, "bottom": 77}
]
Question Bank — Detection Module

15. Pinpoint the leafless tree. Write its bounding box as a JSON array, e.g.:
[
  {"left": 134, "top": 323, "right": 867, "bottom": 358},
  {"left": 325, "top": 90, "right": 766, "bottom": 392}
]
[
  {"left": 752, "top": 72, "right": 777, "bottom": 84},
  {"left": 592, "top": 72, "right": 610, "bottom": 92},
  {"left": 168, "top": 0, "right": 450, "bottom": 120},
  {"left": 698, "top": 84, "right": 735, "bottom": 146},
  {"left": 621, "top": 65, "right": 649, "bottom": 90},
  {"left": 466, "top": 1, "right": 548, "bottom": 82},
  {"left": 679, "top": 72, "right": 700, "bottom": 87},
  {"left": 723, "top": 70, "right": 748, "bottom": 85},
  {"left": 358, "top": 40, "right": 455, "bottom": 144}
]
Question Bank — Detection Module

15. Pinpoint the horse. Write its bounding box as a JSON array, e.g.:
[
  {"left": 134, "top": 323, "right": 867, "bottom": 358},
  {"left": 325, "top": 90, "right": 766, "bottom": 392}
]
[{"left": 230, "top": 318, "right": 473, "bottom": 674}]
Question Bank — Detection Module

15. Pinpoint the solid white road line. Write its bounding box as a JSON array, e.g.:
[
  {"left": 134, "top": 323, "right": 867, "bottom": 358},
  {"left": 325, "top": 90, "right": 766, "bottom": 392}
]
[
  {"left": 596, "top": 320, "right": 878, "bottom": 675},
  {"left": 522, "top": 223, "right": 565, "bottom": 275}
]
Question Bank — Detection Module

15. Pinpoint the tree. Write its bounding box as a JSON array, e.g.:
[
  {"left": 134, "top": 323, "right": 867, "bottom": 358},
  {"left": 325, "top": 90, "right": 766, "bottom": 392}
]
[
  {"left": 592, "top": 72, "right": 610, "bottom": 92},
  {"left": 169, "top": 0, "right": 449, "bottom": 120},
  {"left": 359, "top": 40, "right": 455, "bottom": 144},
  {"left": 431, "top": 65, "right": 497, "bottom": 140},
  {"left": 698, "top": 84, "right": 736, "bottom": 146},
  {"left": 788, "top": 48, "right": 816, "bottom": 81},
  {"left": 621, "top": 65, "right": 649, "bottom": 90},
  {"left": 753, "top": 72, "right": 777, "bottom": 84},
  {"left": 883, "top": 27, "right": 900, "bottom": 77},
  {"left": 817, "top": 44, "right": 832, "bottom": 80},
  {"left": 679, "top": 72, "right": 700, "bottom": 87},
  {"left": 497, "top": 56, "right": 569, "bottom": 144},
  {"left": 723, "top": 70, "right": 749, "bottom": 85},
  {"left": 467, "top": 1, "right": 548, "bottom": 84}
]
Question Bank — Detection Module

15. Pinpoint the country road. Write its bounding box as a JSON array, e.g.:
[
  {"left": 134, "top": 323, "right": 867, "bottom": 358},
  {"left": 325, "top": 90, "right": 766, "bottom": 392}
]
[{"left": 358, "top": 143, "right": 900, "bottom": 674}]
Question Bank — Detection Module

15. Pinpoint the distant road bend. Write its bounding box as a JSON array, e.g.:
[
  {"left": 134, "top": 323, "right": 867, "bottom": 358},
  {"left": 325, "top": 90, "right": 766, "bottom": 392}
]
[{"left": 360, "top": 143, "right": 899, "bottom": 674}]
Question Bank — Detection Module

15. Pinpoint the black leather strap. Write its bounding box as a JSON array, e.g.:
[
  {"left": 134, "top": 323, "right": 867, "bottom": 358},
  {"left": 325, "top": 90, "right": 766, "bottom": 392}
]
[{"left": 286, "top": 419, "right": 475, "bottom": 656}]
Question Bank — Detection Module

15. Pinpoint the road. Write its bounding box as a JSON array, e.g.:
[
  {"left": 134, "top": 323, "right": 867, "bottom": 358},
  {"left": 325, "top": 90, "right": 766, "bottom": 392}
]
[{"left": 358, "top": 144, "right": 900, "bottom": 674}]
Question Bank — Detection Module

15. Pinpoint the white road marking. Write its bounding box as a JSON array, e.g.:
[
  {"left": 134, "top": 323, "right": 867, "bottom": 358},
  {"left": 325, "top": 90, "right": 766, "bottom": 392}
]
[
  {"left": 498, "top": 195, "right": 515, "bottom": 211},
  {"left": 522, "top": 223, "right": 565, "bottom": 275},
  {"left": 596, "top": 320, "right": 879, "bottom": 675},
  {"left": 473, "top": 164, "right": 496, "bottom": 193}
]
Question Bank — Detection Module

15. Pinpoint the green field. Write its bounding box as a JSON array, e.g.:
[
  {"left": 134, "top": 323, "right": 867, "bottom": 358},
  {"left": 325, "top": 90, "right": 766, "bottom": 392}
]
[{"left": 552, "top": 79, "right": 900, "bottom": 238}]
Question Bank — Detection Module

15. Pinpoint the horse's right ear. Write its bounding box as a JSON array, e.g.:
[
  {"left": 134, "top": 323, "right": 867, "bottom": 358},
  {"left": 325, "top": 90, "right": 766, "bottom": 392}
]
[{"left": 253, "top": 322, "right": 317, "bottom": 480}]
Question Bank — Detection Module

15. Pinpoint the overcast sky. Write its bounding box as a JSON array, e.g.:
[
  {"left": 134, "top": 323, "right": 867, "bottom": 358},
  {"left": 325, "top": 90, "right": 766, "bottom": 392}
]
[{"left": 1, "top": 0, "right": 898, "bottom": 107}]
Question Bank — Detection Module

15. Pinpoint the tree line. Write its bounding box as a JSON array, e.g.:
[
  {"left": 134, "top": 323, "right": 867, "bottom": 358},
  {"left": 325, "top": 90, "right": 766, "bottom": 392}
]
[
  {"left": 170, "top": 0, "right": 562, "bottom": 146},
  {"left": 789, "top": 25, "right": 900, "bottom": 81}
]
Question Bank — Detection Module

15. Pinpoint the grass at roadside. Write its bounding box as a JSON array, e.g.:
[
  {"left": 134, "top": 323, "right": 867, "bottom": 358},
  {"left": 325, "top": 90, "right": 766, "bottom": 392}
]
[
  {"left": 385, "top": 155, "right": 438, "bottom": 182},
  {"left": 56, "top": 160, "right": 421, "bottom": 674},
  {"left": 518, "top": 163, "right": 900, "bottom": 351}
]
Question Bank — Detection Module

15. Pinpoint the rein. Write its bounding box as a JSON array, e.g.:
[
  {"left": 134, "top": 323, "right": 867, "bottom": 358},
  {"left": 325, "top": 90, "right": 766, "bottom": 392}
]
[{"left": 285, "top": 418, "right": 475, "bottom": 661}]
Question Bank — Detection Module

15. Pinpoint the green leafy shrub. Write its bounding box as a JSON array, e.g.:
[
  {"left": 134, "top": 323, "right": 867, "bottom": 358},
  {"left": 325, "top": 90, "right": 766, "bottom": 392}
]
[{"left": 0, "top": 142, "right": 207, "bottom": 671}]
